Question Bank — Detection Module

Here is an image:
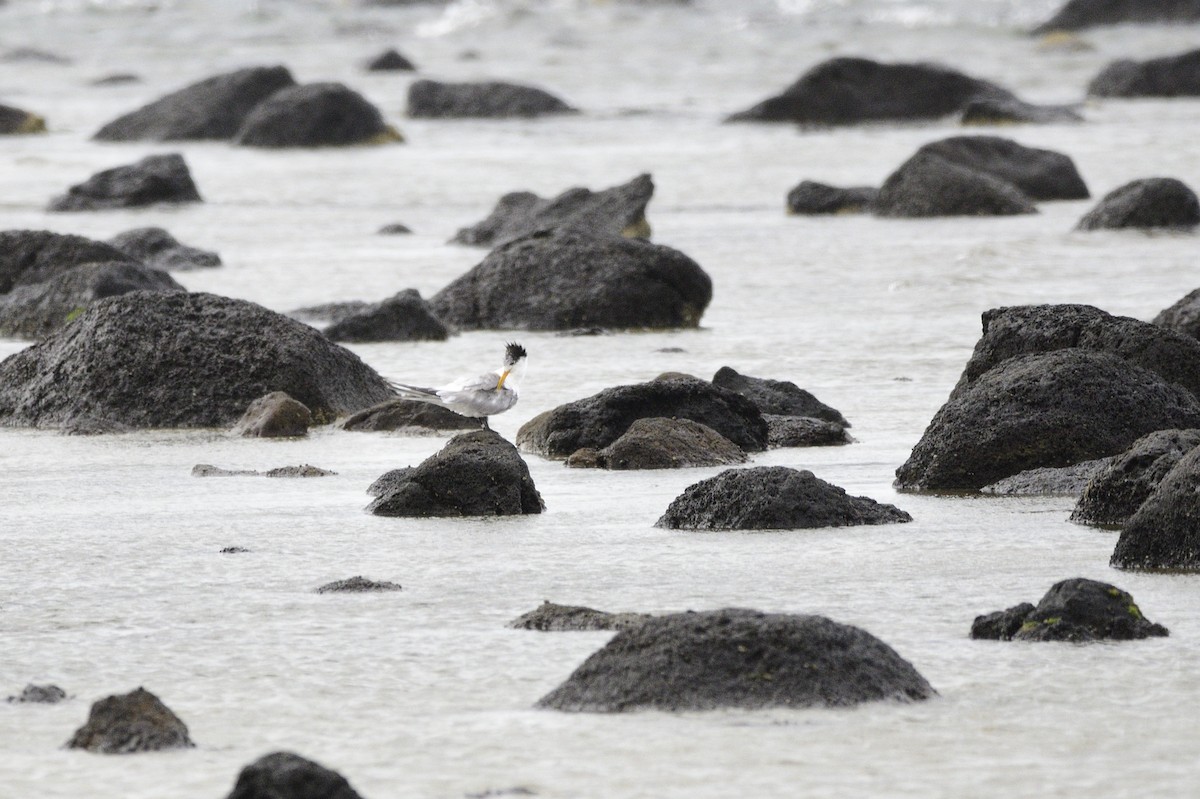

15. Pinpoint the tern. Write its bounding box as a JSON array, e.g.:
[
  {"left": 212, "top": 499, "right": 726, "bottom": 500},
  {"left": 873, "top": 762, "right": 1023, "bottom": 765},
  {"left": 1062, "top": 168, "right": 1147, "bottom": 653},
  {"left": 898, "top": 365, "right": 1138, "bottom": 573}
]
[{"left": 388, "top": 342, "right": 527, "bottom": 429}]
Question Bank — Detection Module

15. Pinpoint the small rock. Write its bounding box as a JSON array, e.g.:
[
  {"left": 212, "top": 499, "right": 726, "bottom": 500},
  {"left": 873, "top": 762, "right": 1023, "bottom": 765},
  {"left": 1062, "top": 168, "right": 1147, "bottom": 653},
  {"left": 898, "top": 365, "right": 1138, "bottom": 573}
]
[
  {"left": 970, "top": 603, "right": 1036, "bottom": 641},
  {"left": 107, "top": 227, "right": 221, "bottom": 271},
  {"left": 377, "top": 222, "right": 412, "bottom": 235},
  {"left": 264, "top": 465, "right": 335, "bottom": 478},
  {"left": 764, "top": 415, "right": 852, "bottom": 448},
  {"left": 65, "top": 687, "right": 194, "bottom": 754},
  {"left": 874, "top": 151, "right": 1037, "bottom": 218},
  {"left": 508, "top": 601, "right": 652, "bottom": 631},
  {"left": 323, "top": 289, "right": 448, "bottom": 343},
  {"left": 712, "top": 366, "right": 848, "bottom": 426},
  {"left": 235, "top": 82, "right": 403, "bottom": 148},
  {"left": 316, "top": 576, "right": 402, "bottom": 593},
  {"left": 47, "top": 153, "right": 202, "bottom": 212},
  {"left": 578, "top": 417, "right": 747, "bottom": 470},
  {"left": 980, "top": 458, "right": 1112, "bottom": 496},
  {"left": 959, "top": 97, "right": 1083, "bottom": 125},
  {"left": 366, "top": 48, "right": 416, "bottom": 71},
  {"left": 7, "top": 684, "right": 68, "bottom": 704},
  {"left": 910, "top": 136, "right": 1089, "bottom": 201},
  {"left": 0, "top": 229, "right": 139, "bottom": 293},
  {"left": 0, "top": 103, "right": 47, "bottom": 134},
  {"left": 1072, "top": 429, "right": 1200, "bottom": 526},
  {"left": 1112, "top": 445, "right": 1200, "bottom": 571},
  {"left": 220, "top": 546, "right": 250, "bottom": 554},
  {"left": 785, "top": 181, "right": 878, "bottom": 215},
  {"left": 1075, "top": 177, "right": 1200, "bottom": 231},
  {"left": 341, "top": 398, "right": 484, "bottom": 433},
  {"left": 225, "top": 751, "right": 365, "bottom": 799},
  {"left": 1088, "top": 48, "right": 1200, "bottom": 98},
  {"left": 233, "top": 392, "right": 313, "bottom": 438},
  {"left": 407, "top": 79, "right": 576, "bottom": 118},
  {"left": 971, "top": 579, "right": 1168, "bottom": 642}
]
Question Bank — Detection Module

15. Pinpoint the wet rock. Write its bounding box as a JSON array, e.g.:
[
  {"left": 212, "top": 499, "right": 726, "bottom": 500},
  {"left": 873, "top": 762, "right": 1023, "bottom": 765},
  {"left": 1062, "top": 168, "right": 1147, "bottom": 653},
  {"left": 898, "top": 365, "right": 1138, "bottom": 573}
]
[
  {"left": 341, "top": 398, "right": 484, "bottom": 433},
  {"left": 430, "top": 229, "right": 712, "bottom": 331},
  {"left": 537, "top": 608, "right": 935, "bottom": 711},
  {"left": 233, "top": 391, "right": 312, "bottom": 438},
  {"left": 192, "top": 464, "right": 260, "bottom": 477},
  {"left": 192, "top": 464, "right": 335, "bottom": 477},
  {"left": 323, "top": 289, "right": 448, "bottom": 343},
  {"left": 874, "top": 152, "right": 1037, "bottom": 218},
  {"left": 0, "top": 103, "right": 46, "bottom": 134},
  {"left": 1, "top": 47, "right": 71, "bottom": 64},
  {"left": 220, "top": 546, "right": 250, "bottom": 554},
  {"left": 316, "top": 576, "right": 402, "bottom": 593},
  {"left": 785, "top": 181, "right": 878, "bottom": 215},
  {"left": 517, "top": 375, "right": 767, "bottom": 459},
  {"left": 971, "top": 579, "right": 1168, "bottom": 642},
  {"left": 726, "top": 57, "right": 1014, "bottom": 125},
  {"left": 1033, "top": 0, "right": 1200, "bottom": 33},
  {"left": 508, "top": 600, "right": 652, "bottom": 631},
  {"left": 367, "top": 430, "right": 544, "bottom": 517},
  {"left": 657, "top": 466, "right": 911, "bottom": 530},
  {"left": 107, "top": 227, "right": 221, "bottom": 271},
  {"left": 452, "top": 174, "right": 654, "bottom": 248},
  {"left": 1113, "top": 445, "right": 1200, "bottom": 571},
  {"left": 1154, "top": 287, "right": 1200, "bottom": 339},
  {"left": 764, "top": 415, "right": 853, "bottom": 448},
  {"left": 0, "top": 291, "right": 394, "bottom": 429},
  {"left": 366, "top": 48, "right": 416, "bottom": 71},
  {"left": 93, "top": 65, "right": 297, "bottom": 141},
  {"left": 7, "top": 684, "right": 68, "bottom": 703},
  {"left": 90, "top": 73, "right": 141, "bottom": 86},
  {"left": 571, "top": 417, "right": 748, "bottom": 470},
  {"left": 0, "top": 261, "right": 184, "bottom": 340},
  {"left": 911, "top": 136, "right": 1089, "bottom": 201},
  {"left": 1075, "top": 177, "right": 1200, "bottom": 231},
  {"left": 407, "top": 79, "right": 576, "bottom": 118},
  {"left": 47, "top": 153, "right": 202, "bottom": 212},
  {"left": 1088, "top": 49, "right": 1200, "bottom": 97},
  {"left": 225, "top": 751, "right": 365, "bottom": 799},
  {"left": 959, "top": 97, "right": 1084, "bottom": 125},
  {"left": 895, "top": 349, "right": 1200, "bottom": 491},
  {"left": 712, "top": 366, "right": 848, "bottom": 426},
  {"left": 236, "top": 82, "right": 402, "bottom": 148},
  {"left": 0, "top": 229, "right": 136, "bottom": 293},
  {"left": 65, "top": 687, "right": 194, "bottom": 753},
  {"left": 378, "top": 223, "right": 412, "bottom": 235},
  {"left": 287, "top": 301, "right": 373, "bottom": 327},
  {"left": 1072, "top": 430, "right": 1200, "bottom": 526},
  {"left": 980, "top": 457, "right": 1112, "bottom": 496}
]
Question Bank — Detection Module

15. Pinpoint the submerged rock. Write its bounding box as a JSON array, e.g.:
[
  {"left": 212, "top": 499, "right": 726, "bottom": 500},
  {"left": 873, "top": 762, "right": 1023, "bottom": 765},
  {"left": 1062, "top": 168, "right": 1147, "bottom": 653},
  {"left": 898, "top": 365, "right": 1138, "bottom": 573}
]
[
  {"left": 764, "top": 415, "right": 853, "bottom": 448},
  {"left": 0, "top": 291, "right": 394, "bottom": 429},
  {"left": 407, "top": 79, "right": 576, "bottom": 118},
  {"left": 959, "top": 96, "right": 1084, "bottom": 125},
  {"left": 911, "top": 136, "right": 1089, "bottom": 201},
  {"left": 452, "top": 174, "right": 653, "bottom": 248},
  {"left": 712, "top": 366, "right": 848, "bottom": 426},
  {"left": 785, "top": 181, "right": 878, "bottom": 215},
  {"left": 971, "top": 578, "right": 1168, "bottom": 642},
  {"left": 322, "top": 289, "right": 448, "bottom": 343},
  {"left": 7, "top": 684, "right": 68, "bottom": 704},
  {"left": 1088, "top": 49, "right": 1200, "bottom": 97},
  {"left": 1112, "top": 446, "right": 1200, "bottom": 571},
  {"left": 727, "top": 57, "right": 1013, "bottom": 125},
  {"left": 367, "top": 430, "right": 544, "bottom": 517},
  {"left": 366, "top": 48, "right": 416, "bottom": 71},
  {"left": 1034, "top": 0, "right": 1200, "bottom": 33},
  {"left": 517, "top": 375, "right": 767, "bottom": 459},
  {"left": 1071, "top": 429, "right": 1200, "bottom": 526},
  {"left": 537, "top": 608, "right": 935, "bottom": 711},
  {"left": 233, "top": 392, "right": 312, "bottom": 438},
  {"left": 235, "top": 82, "right": 403, "bottom": 147},
  {"left": 430, "top": 230, "right": 712, "bottom": 331},
  {"left": 107, "top": 227, "right": 221, "bottom": 271},
  {"left": 0, "top": 229, "right": 137, "bottom": 293},
  {"left": 316, "top": 576, "right": 402, "bottom": 593},
  {"left": 570, "top": 417, "right": 748, "bottom": 470},
  {"left": 980, "top": 458, "right": 1112, "bottom": 496},
  {"left": 874, "top": 151, "right": 1037, "bottom": 218},
  {"left": 65, "top": 687, "right": 194, "bottom": 754},
  {"left": 48, "top": 153, "right": 202, "bottom": 212},
  {"left": 508, "top": 601, "right": 652, "bottom": 631},
  {"left": 341, "top": 398, "right": 484, "bottom": 433},
  {"left": 93, "top": 65, "right": 297, "bottom": 141},
  {"left": 225, "top": 751, "right": 365, "bottom": 799},
  {"left": 1075, "top": 178, "right": 1200, "bottom": 231},
  {"left": 0, "top": 103, "right": 46, "bottom": 134},
  {"left": 192, "top": 464, "right": 335, "bottom": 477}
]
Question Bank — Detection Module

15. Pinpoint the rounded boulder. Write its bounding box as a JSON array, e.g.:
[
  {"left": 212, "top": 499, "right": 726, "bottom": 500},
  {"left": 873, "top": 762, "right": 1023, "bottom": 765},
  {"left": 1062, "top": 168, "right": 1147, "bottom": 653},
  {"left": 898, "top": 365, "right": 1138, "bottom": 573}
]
[{"left": 235, "top": 82, "right": 402, "bottom": 148}]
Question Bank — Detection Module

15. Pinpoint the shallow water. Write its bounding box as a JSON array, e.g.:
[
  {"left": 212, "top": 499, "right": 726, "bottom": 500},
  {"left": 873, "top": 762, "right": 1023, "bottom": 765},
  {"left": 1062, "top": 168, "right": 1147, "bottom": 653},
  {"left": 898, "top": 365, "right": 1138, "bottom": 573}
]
[{"left": 3, "top": 1, "right": 1200, "bottom": 797}]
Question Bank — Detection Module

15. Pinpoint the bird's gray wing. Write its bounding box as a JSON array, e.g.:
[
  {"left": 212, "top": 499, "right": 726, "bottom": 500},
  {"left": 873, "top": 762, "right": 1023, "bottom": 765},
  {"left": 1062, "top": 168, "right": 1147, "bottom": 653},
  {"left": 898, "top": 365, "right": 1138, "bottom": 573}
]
[{"left": 448, "top": 372, "right": 501, "bottom": 394}]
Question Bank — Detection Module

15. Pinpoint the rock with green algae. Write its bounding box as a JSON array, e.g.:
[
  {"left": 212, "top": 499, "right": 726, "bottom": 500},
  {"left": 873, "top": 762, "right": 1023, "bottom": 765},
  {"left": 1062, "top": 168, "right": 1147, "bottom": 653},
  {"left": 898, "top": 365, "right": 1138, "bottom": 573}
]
[{"left": 970, "top": 578, "right": 1168, "bottom": 642}]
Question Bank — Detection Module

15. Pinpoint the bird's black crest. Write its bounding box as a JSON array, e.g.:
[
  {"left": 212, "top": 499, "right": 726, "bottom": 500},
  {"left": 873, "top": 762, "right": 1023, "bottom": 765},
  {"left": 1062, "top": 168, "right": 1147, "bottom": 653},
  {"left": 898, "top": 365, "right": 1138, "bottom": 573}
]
[{"left": 505, "top": 342, "right": 527, "bottom": 362}]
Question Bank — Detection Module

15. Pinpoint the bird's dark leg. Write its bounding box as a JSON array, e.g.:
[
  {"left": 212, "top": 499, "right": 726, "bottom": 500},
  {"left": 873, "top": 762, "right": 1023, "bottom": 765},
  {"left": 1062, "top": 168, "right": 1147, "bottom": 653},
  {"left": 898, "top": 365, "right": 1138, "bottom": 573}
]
[{"left": 482, "top": 417, "right": 490, "bottom": 431}]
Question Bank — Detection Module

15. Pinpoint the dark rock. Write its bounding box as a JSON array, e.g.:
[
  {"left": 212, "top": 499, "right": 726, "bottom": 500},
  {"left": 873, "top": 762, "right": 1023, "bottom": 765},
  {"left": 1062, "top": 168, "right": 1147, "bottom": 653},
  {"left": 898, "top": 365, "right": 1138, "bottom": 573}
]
[
  {"left": 264, "top": 465, "right": 335, "bottom": 478},
  {"left": 366, "top": 48, "right": 416, "bottom": 71},
  {"left": 220, "top": 546, "right": 250, "bottom": 554},
  {"left": 47, "top": 153, "right": 202, "bottom": 212},
  {"left": 1075, "top": 178, "right": 1200, "bottom": 231},
  {"left": 959, "top": 97, "right": 1084, "bottom": 125},
  {"left": 192, "top": 464, "right": 334, "bottom": 477},
  {"left": 764, "top": 415, "right": 853, "bottom": 448},
  {"left": 1089, "top": 49, "right": 1200, "bottom": 97},
  {"left": 895, "top": 349, "right": 1200, "bottom": 491},
  {"left": 193, "top": 464, "right": 260, "bottom": 477},
  {"left": 367, "top": 430, "right": 544, "bottom": 517},
  {"left": 911, "top": 136, "right": 1089, "bottom": 201},
  {"left": 508, "top": 600, "right": 652, "bottom": 631},
  {"left": 1113, "top": 445, "right": 1200, "bottom": 570},
  {"left": 517, "top": 375, "right": 767, "bottom": 459},
  {"left": 0, "top": 103, "right": 46, "bottom": 134},
  {"left": 452, "top": 174, "right": 653, "bottom": 248},
  {"left": 657, "top": 466, "right": 912, "bottom": 530},
  {"left": 323, "top": 289, "right": 448, "bottom": 343},
  {"left": 0, "top": 229, "right": 136, "bottom": 293},
  {"left": 0, "top": 261, "right": 184, "bottom": 340},
  {"left": 407, "top": 79, "right": 576, "bottom": 118},
  {"left": 225, "top": 751, "right": 365, "bottom": 799},
  {"left": 430, "top": 230, "right": 712, "bottom": 331},
  {"left": 536, "top": 608, "right": 935, "bottom": 711},
  {"left": 874, "top": 152, "right": 1037, "bottom": 218},
  {"left": 93, "top": 66, "right": 297, "bottom": 141},
  {"left": 785, "top": 181, "right": 877, "bottom": 215},
  {"left": 1034, "top": 0, "right": 1200, "bottom": 33},
  {"left": 65, "top": 687, "right": 194, "bottom": 753},
  {"left": 287, "top": 301, "right": 373, "bottom": 327},
  {"left": 970, "top": 603, "right": 1036, "bottom": 640},
  {"left": 7, "top": 684, "right": 68, "bottom": 703},
  {"left": 1072, "top": 429, "right": 1200, "bottom": 526},
  {"left": 0, "top": 291, "right": 394, "bottom": 429},
  {"left": 712, "top": 366, "right": 848, "bottom": 426},
  {"left": 90, "top": 73, "right": 141, "bottom": 86},
  {"left": 575, "top": 417, "right": 748, "bottom": 470},
  {"left": 316, "top": 576, "right": 402, "bottom": 593},
  {"left": 726, "top": 57, "right": 1014, "bottom": 125},
  {"left": 235, "top": 82, "right": 402, "bottom": 148},
  {"left": 378, "top": 223, "right": 412, "bottom": 235},
  {"left": 341, "top": 398, "right": 484, "bottom": 432},
  {"left": 107, "top": 227, "right": 221, "bottom": 271},
  {"left": 1154, "top": 287, "right": 1200, "bottom": 339},
  {"left": 980, "top": 457, "right": 1112, "bottom": 496},
  {"left": 975, "top": 579, "right": 1168, "bottom": 641},
  {"left": 1, "top": 47, "right": 71, "bottom": 64},
  {"left": 233, "top": 392, "right": 312, "bottom": 438}
]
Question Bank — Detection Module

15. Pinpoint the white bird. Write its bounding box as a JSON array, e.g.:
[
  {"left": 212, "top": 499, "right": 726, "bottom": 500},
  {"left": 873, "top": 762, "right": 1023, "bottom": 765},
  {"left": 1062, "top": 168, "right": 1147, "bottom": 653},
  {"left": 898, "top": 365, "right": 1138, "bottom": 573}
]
[{"left": 388, "top": 342, "right": 527, "bottom": 429}]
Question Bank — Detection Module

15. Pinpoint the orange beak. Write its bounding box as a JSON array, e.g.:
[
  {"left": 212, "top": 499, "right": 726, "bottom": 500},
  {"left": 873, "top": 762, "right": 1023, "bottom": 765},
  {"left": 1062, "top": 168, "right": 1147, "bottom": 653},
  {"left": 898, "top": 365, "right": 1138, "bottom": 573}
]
[{"left": 496, "top": 368, "right": 511, "bottom": 390}]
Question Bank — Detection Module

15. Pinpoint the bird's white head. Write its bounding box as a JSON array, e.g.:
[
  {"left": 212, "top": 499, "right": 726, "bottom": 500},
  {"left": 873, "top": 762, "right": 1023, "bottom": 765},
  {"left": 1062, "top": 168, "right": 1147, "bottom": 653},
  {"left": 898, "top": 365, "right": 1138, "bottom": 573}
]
[{"left": 497, "top": 342, "right": 527, "bottom": 390}]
